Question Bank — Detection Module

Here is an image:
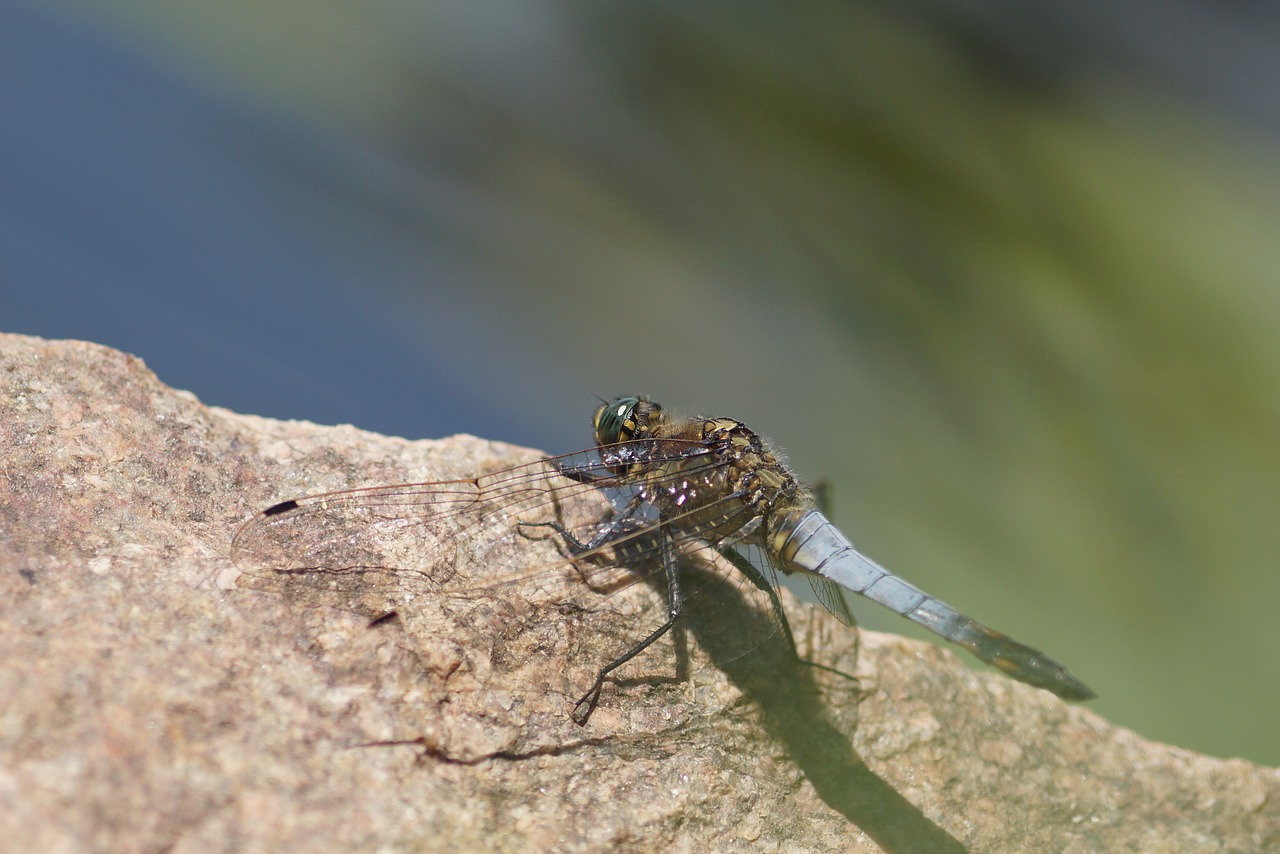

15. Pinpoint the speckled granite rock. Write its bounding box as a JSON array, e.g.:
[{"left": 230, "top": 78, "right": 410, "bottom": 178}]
[{"left": 1, "top": 333, "right": 1276, "bottom": 852}]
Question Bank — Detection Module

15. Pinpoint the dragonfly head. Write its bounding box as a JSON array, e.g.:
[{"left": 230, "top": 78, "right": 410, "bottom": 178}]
[{"left": 593, "top": 395, "right": 663, "bottom": 446}]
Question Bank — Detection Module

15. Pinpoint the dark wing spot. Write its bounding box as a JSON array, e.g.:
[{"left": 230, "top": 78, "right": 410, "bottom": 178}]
[{"left": 263, "top": 499, "right": 300, "bottom": 517}]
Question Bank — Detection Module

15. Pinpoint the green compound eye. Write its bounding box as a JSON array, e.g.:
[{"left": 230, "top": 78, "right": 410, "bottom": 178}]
[{"left": 593, "top": 397, "right": 641, "bottom": 445}]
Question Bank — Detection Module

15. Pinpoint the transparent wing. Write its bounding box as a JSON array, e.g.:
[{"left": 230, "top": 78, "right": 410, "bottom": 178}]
[
  {"left": 231, "top": 438, "right": 795, "bottom": 666},
  {"left": 807, "top": 576, "right": 858, "bottom": 626},
  {"left": 236, "top": 443, "right": 665, "bottom": 600}
]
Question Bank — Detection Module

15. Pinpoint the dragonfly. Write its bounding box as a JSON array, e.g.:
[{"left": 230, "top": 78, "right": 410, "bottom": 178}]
[{"left": 233, "top": 395, "right": 1094, "bottom": 724}]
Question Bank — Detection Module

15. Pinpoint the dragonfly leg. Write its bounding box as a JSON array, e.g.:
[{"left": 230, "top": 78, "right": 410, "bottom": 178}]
[
  {"left": 517, "top": 493, "right": 648, "bottom": 555},
  {"left": 516, "top": 518, "right": 596, "bottom": 554},
  {"left": 571, "top": 529, "right": 684, "bottom": 726}
]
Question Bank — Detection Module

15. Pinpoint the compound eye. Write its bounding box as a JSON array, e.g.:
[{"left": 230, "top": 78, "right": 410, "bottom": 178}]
[{"left": 593, "top": 397, "right": 640, "bottom": 445}]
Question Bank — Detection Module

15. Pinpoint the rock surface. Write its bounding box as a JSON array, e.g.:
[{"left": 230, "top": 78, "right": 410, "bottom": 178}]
[{"left": 1, "top": 332, "right": 1276, "bottom": 853}]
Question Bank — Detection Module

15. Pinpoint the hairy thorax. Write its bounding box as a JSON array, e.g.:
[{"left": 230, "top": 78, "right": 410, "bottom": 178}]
[{"left": 629, "top": 415, "right": 807, "bottom": 547}]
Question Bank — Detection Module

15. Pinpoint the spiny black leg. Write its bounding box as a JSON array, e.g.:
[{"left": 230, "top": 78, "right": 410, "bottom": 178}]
[
  {"left": 517, "top": 519, "right": 606, "bottom": 588},
  {"left": 517, "top": 519, "right": 593, "bottom": 553},
  {"left": 518, "top": 493, "right": 647, "bottom": 556},
  {"left": 572, "top": 529, "right": 684, "bottom": 726}
]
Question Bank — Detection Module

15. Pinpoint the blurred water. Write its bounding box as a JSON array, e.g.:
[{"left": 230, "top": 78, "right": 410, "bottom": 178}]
[{"left": 0, "top": 0, "right": 557, "bottom": 447}]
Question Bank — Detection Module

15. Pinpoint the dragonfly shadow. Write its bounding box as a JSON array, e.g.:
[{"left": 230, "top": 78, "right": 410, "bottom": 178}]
[{"left": 675, "top": 559, "right": 967, "bottom": 854}]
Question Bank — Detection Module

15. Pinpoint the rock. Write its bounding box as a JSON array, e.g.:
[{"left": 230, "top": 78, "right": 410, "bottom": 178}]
[{"left": 1, "top": 332, "right": 1276, "bottom": 852}]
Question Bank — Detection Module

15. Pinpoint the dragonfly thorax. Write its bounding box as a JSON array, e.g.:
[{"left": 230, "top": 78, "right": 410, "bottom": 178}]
[{"left": 611, "top": 403, "right": 808, "bottom": 549}]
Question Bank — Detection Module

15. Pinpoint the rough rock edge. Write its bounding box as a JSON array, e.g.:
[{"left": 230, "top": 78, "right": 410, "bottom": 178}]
[{"left": 1, "top": 333, "right": 1276, "bottom": 853}]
